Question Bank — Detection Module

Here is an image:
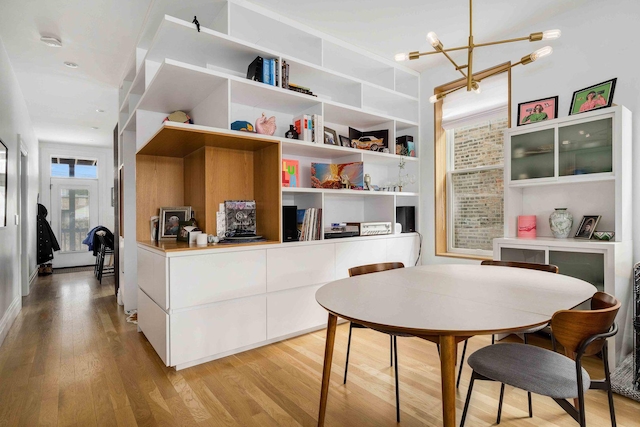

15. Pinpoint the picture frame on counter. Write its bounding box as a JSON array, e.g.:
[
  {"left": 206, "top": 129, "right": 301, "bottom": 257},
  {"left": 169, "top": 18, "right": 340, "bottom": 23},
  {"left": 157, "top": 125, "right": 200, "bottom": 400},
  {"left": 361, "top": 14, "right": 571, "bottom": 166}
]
[
  {"left": 159, "top": 206, "right": 192, "bottom": 239},
  {"left": 575, "top": 215, "right": 601, "bottom": 239}
]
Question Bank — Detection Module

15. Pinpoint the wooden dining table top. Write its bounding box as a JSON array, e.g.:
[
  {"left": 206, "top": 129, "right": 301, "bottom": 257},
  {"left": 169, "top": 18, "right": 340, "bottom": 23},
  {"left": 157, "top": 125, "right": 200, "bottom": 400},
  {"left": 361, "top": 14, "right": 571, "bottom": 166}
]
[{"left": 315, "top": 264, "right": 597, "bottom": 336}]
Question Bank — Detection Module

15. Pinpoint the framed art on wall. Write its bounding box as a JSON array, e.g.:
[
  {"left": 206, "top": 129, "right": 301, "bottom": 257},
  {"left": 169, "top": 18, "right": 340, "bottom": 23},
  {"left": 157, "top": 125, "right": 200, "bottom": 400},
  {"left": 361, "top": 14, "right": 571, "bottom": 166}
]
[
  {"left": 159, "top": 206, "right": 192, "bottom": 238},
  {"left": 569, "top": 78, "right": 617, "bottom": 115},
  {"left": 0, "top": 140, "right": 7, "bottom": 228},
  {"left": 517, "top": 96, "right": 558, "bottom": 125}
]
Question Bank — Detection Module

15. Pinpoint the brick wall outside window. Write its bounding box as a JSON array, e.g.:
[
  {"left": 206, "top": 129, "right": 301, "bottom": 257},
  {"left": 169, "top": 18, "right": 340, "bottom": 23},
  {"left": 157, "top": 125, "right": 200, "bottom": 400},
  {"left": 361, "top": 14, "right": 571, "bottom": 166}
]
[{"left": 451, "top": 117, "right": 508, "bottom": 251}]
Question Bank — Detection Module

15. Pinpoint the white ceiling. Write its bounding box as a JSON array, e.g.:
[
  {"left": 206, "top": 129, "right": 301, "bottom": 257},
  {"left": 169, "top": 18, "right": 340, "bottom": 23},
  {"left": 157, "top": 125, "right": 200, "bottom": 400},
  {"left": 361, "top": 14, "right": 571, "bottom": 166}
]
[{"left": 0, "top": 0, "right": 573, "bottom": 148}]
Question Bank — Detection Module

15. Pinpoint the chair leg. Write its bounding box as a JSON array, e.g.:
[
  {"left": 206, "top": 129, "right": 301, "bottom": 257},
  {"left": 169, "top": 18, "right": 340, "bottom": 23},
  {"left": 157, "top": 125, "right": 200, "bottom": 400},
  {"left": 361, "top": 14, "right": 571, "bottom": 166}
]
[
  {"left": 344, "top": 323, "right": 353, "bottom": 384},
  {"left": 527, "top": 392, "right": 533, "bottom": 418},
  {"left": 393, "top": 336, "right": 400, "bottom": 423},
  {"left": 491, "top": 334, "right": 495, "bottom": 345},
  {"left": 576, "top": 359, "right": 587, "bottom": 427},
  {"left": 436, "top": 343, "right": 440, "bottom": 357},
  {"left": 551, "top": 333, "right": 557, "bottom": 352},
  {"left": 460, "top": 371, "right": 477, "bottom": 427},
  {"left": 602, "top": 344, "right": 617, "bottom": 427},
  {"left": 457, "top": 339, "right": 468, "bottom": 389},
  {"left": 496, "top": 383, "right": 506, "bottom": 424},
  {"left": 390, "top": 335, "right": 393, "bottom": 367}
]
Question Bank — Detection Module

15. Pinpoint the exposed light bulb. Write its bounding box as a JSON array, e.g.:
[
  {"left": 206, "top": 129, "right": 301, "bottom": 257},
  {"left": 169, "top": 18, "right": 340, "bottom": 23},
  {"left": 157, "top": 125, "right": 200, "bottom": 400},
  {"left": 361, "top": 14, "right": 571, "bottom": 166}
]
[
  {"left": 531, "top": 46, "right": 553, "bottom": 61},
  {"left": 426, "top": 32, "right": 441, "bottom": 48},
  {"left": 586, "top": 134, "right": 590, "bottom": 138},
  {"left": 395, "top": 52, "right": 409, "bottom": 62},
  {"left": 542, "top": 29, "right": 561, "bottom": 40},
  {"left": 579, "top": 130, "right": 585, "bottom": 135},
  {"left": 471, "top": 81, "right": 481, "bottom": 94},
  {"left": 429, "top": 94, "right": 441, "bottom": 104}
]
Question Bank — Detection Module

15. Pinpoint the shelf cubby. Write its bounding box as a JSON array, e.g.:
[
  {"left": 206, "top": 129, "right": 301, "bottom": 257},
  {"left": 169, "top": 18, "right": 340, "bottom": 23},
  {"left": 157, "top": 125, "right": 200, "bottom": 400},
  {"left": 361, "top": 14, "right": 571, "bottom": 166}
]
[
  {"left": 229, "top": 2, "right": 322, "bottom": 66},
  {"left": 322, "top": 40, "right": 394, "bottom": 90},
  {"left": 323, "top": 192, "right": 395, "bottom": 228},
  {"left": 395, "top": 68, "right": 420, "bottom": 98},
  {"left": 363, "top": 84, "right": 419, "bottom": 123}
]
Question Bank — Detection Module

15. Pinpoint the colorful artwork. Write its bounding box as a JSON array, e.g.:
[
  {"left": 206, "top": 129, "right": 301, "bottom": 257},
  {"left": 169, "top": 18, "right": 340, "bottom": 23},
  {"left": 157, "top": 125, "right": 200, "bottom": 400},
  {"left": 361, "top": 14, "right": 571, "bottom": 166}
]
[
  {"left": 282, "top": 159, "right": 299, "bottom": 187},
  {"left": 311, "top": 162, "right": 364, "bottom": 190},
  {"left": 569, "top": 78, "right": 617, "bottom": 115},
  {"left": 517, "top": 96, "right": 558, "bottom": 126}
]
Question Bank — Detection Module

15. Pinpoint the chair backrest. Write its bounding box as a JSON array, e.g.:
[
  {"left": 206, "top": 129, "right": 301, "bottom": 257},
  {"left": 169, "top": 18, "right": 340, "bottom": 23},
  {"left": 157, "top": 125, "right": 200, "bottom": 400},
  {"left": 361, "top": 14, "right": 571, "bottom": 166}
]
[
  {"left": 551, "top": 291, "right": 620, "bottom": 356},
  {"left": 348, "top": 262, "right": 405, "bottom": 277},
  {"left": 480, "top": 260, "right": 559, "bottom": 274}
]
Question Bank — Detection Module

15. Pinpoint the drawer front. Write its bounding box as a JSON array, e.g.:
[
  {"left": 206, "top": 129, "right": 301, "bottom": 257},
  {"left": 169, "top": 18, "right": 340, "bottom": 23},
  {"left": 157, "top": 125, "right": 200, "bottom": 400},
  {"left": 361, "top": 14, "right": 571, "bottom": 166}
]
[
  {"left": 386, "top": 235, "right": 420, "bottom": 268},
  {"left": 170, "top": 295, "right": 267, "bottom": 366},
  {"left": 266, "top": 244, "right": 335, "bottom": 292},
  {"left": 334, "top": 239, "right": 389, "bottom": 279},
  {"left": 137, "top": 247, "right": 168, "bottom": 309},
  {"left": 169, "top": 250, "right": 267, "bottom": 309},
  {"left": 138, "top": 289, "right": 169, "bottom": 366},
  {"left": 267, "top": 284, "right": 327, "bottom": 339}
]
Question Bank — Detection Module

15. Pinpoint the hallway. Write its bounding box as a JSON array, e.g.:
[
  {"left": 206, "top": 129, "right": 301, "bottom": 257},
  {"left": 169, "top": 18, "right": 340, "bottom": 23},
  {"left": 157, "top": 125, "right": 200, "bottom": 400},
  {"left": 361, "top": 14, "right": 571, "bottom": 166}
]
[{"left": 0, "top": 271, "right": 638, "bottom": 426}]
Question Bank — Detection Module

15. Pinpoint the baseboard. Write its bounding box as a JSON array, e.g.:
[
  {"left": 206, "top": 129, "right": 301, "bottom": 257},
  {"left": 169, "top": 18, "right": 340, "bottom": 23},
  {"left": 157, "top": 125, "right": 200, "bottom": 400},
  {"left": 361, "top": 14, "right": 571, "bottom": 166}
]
[{"left": 0, "top": 296, "right": 21, "bottom": 348}]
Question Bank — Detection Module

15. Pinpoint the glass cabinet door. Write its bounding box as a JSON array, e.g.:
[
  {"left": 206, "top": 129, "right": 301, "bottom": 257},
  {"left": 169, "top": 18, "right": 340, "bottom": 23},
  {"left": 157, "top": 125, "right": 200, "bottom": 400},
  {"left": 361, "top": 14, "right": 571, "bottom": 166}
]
[
  {"left": 510, "top": 129, "right": 555, "bottom": 181},
  {"left": 549, "top": 250, "right": 605, "bottom": 292},
  {"left": 558, "top": 118, "right": 613, "bottom": 176},
  {"left": 500, "top": 247, "right": 545, "bottom": 264}
]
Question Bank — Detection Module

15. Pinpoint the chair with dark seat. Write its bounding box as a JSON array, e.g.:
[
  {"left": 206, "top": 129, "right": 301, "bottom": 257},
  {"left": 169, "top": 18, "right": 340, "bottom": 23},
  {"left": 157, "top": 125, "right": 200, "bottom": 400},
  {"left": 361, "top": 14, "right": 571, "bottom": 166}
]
[
  {"left": 96, "top": 233, "right": 115, "bottom": 284},
  {"left": 344, "top": 262, "right": 408, "bottom": 422},
  {"left": 456, "top": 260, "right": 560, "bottom": 418},
  {"left": 460, "top": 291, "right": 620, "bottom": 427}
]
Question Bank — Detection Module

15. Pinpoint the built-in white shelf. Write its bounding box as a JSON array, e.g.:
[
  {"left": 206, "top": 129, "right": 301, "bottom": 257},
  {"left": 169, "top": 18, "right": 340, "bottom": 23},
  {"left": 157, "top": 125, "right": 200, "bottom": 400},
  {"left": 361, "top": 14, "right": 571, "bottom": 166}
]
[{"left": 282, "top": 187, "right": 418, "bottom": 197}]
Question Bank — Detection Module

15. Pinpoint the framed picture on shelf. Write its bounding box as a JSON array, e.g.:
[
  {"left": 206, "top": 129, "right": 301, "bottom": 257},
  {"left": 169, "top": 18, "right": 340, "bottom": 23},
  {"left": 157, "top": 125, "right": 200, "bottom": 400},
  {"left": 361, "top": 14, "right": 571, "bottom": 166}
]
[
  {"left": 324, "top": 127, "right": 338, "bottom": 145},
  {"left": 339, "top": 135, "right": 351, "bottom": 147},
  {"left": 517, "top": 96, "right": 558, "bottom": 126},
  {"left": 569, "top": 78, "right": 617, "bottom": 115},
  {"left": 0, "top": 139, "right": 6, "bottom": 227},
  {"left": 574, "top": 215, "right": 601, "bottom": 239},
  {"left": 159, "top": 206, "right": 192, "bottom": 238}
]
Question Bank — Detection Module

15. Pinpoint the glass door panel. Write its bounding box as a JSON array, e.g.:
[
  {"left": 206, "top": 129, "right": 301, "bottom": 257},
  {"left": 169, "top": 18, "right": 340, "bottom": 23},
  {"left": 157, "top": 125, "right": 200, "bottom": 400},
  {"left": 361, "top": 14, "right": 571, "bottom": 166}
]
[
  {"left": 549, "top": 250, "right": 604, "bottom": 292},
  {"left": 500, "top": 247, "right": 545, "bottom": 264},
  {"left": 60, "top": 188, "right": 90, "bottom": 252},
  {"left": 510, "top": 129, "right": 555, "bottom": 181},
  {"left": 558, "top": 117, "right": 613, "bottom": 176}
]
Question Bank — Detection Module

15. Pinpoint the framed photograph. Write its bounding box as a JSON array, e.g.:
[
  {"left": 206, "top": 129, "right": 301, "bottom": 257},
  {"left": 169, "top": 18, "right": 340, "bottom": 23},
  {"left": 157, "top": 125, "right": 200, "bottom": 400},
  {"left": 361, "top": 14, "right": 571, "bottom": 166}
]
[
  {"left": 574, "top": 215, "right": 601, "bottom": 239},
  {"left": 324, "top": 127, "right": 338, "bottom": 145},
  {"left": 159, "top": 206, "right": 192, "bottom": 238},
  {"left": 569, "top": 78, "right": 617, "bottom": 115},
  {"left": 517, "top": 96, "right": 558, "bottom": 126},
  {"left": 339, "top": 135, "right": 351, "bottom": 147},
  {"left": 0, "top": 140, "right": 6, "bottom": 228}
]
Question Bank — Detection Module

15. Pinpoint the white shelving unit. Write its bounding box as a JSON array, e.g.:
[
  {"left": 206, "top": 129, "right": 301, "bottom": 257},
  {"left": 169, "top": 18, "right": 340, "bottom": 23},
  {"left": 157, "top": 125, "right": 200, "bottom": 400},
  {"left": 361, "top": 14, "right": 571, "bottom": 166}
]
[
  {"left": 123, "top": 0, "right": 421, "bottom": 369},
  {"left": 495, "top": 105, "right": 633, "bottom": 368}
]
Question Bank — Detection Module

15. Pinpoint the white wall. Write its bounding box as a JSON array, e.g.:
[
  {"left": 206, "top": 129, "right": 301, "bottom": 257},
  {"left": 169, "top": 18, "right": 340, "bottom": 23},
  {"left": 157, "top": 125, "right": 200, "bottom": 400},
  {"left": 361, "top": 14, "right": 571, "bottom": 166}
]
[
  {"left": 0, "top": 36, "right": 39, "bottom": 345},
  {"left": 420, "top": 0, "right": 640, "bottom": 265}
]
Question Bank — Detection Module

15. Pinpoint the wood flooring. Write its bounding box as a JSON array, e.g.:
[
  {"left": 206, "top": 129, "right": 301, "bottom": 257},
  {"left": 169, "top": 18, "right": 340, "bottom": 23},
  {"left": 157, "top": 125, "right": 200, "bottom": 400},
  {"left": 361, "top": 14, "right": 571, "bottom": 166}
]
[{"left": 0, "top": 270, "right": 638, "bottom": 426}]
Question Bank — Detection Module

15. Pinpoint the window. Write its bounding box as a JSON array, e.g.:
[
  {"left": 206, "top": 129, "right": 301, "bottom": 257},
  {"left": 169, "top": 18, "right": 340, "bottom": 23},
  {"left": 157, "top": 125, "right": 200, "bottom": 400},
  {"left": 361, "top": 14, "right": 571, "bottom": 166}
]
[
  {"left": 51, "top": 157, "right": 98, "bottom": 179},
  {"left": 434, "top": 63, "right": 511, "bottom": 259}
]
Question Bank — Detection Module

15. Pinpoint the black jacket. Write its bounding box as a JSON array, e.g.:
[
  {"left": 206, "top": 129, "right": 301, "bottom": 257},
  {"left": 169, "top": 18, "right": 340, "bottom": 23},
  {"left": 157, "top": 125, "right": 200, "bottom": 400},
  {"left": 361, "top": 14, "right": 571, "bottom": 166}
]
[{"left": 37, "top": 203, "right": 60, "bottom": 265}]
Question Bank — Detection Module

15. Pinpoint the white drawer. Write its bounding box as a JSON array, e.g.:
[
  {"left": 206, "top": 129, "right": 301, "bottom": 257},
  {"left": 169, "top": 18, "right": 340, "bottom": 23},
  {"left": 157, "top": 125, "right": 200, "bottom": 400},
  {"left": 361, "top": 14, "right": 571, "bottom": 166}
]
[
  {"left": 170, "top": 295, "right": 267, "bottom": 366},
  {"left": 169, "top": 250, "right": 267, "bottom": 309},
  {"left": 137, "top": 247, "right": 168, "bottom": 309},
  {"left": 266, "top": 244, "right": 335, "bottom": 292},
  {"left": 267, "top": 284, "right": 328, "bottom": 339},
  {"left": 386, "top": 235, "right": 419, "bottom": 268},
  {"left": 138, "top": 289, "right": 169, "bottom": 365},
  {"left": 334, "top": 239, "right": 389, "bottom": 279}
]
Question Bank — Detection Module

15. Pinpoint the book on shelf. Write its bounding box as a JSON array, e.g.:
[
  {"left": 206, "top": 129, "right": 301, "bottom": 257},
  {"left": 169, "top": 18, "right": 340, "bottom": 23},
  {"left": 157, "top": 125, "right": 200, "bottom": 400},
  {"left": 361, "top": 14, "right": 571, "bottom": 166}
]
[
  {"left": 247, "top": 56, "right": 263, "bottom": 82},
  {"left": 282, "top": 61, "right": 290, "bottom": 89},
  {"left": 270, "top": 59, "right": 277, "bottom": 86},
  {"left": 312, "top": 114, "right": 323, "bottom": 144},
  {"left": 293, "top": 114, "right": 313, "bottom": 142},
  {"left": 288, "top": 83, "right": 316, "bottom": 97},
  {"left": 299, "top": 208, "right": 322, "bottom": 241},
  {"left": 262, "top": 59, "right": 271, "bottom": 85}
]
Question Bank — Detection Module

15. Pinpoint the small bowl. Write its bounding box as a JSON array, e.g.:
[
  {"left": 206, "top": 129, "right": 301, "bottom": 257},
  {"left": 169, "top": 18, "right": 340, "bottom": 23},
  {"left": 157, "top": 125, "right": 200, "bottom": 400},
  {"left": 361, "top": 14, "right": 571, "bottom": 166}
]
[{"left": 592, "top": 231, "right": 614, "bottom": 241}]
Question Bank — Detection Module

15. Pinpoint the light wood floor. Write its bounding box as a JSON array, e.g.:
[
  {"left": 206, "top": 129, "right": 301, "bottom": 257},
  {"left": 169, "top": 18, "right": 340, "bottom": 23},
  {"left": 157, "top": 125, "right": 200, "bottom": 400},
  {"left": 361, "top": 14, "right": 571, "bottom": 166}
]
[{"left": 0, "top": 271, "right": 638, "bottom": 427}]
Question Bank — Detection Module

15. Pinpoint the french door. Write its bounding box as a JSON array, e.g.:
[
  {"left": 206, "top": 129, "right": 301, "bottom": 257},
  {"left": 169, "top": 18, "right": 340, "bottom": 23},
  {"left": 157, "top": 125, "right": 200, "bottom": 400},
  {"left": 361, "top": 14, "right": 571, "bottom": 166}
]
[{"left": 50, "top": 178, "right": 99, "bottom": 267}]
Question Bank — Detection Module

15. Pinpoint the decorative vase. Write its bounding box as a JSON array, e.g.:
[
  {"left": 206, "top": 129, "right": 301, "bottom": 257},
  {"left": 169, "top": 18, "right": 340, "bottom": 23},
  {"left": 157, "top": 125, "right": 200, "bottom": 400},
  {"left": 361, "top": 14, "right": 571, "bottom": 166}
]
[
  {"left": 285, "top": 125, "right": 299, "bottom": 139},
  {"left": 549, "top": 208, "right": 573, "bottom": 238}
]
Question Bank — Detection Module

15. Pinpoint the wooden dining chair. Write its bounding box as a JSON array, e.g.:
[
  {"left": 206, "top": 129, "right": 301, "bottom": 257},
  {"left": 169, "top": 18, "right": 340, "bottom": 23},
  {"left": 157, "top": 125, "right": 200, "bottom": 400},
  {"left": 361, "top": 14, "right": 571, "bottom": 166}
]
[
  {"left": 456, "top": 260, "right": 560, "bottom": 418},
  {"left": 345, "top": 262, "right": 406, "bottom": 422},
  {"left": 460, "top": 291, "right": 620, "bottom": 427}
]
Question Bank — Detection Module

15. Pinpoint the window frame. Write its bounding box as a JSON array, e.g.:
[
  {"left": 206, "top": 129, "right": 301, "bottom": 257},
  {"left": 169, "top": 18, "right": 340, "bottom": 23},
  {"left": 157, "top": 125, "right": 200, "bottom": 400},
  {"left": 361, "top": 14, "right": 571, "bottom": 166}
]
[
  {"left": 434, "top": 62, "right": 511, "bottom": 260},
  {"left": 50, "top": 156, "right": 99, "bottom": 179}
]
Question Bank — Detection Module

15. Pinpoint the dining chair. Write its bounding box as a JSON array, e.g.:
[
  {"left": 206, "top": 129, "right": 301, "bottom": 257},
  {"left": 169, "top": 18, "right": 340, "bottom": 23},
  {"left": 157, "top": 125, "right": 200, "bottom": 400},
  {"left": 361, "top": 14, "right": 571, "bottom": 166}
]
[
  {"left": 456, "top": 261, "right": 560, "bottom": 419},
  {"left": 460, "top": 291, "right": 620, "bottom": 427},
  {"left": 345, "top": 262, "right": 407, "bottom": 422}
]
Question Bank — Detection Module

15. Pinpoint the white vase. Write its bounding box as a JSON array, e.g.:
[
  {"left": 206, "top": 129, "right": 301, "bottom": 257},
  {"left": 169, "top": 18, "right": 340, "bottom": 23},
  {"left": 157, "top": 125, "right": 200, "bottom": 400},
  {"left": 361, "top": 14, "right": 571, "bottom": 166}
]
[{"left": 549, "top": 208, "right": 573, "bottom": 238}]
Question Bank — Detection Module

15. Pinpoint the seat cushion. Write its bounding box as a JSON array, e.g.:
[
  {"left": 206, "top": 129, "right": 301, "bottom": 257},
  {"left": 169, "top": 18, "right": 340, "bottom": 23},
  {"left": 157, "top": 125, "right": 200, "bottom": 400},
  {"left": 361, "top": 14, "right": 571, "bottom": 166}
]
[{"left": 468, "top": 343, "right": 590, "bottom": 399}]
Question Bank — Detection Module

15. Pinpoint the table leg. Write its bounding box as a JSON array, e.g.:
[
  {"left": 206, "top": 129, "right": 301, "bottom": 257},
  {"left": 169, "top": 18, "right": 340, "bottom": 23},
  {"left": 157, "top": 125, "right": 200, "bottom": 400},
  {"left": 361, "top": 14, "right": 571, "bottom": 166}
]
[
  {"left": 440, "top": 335, "right": 457, "bottom": 427},
  {"left": 318, "top": 313, "right": 338, "bottom": 427}
]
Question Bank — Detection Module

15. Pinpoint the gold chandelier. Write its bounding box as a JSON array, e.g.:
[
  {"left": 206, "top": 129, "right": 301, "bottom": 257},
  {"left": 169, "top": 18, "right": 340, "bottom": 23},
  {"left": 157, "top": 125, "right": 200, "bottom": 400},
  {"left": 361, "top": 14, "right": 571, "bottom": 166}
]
[{"left": 395, "top": 0, "right": 560, "bottom": 103}]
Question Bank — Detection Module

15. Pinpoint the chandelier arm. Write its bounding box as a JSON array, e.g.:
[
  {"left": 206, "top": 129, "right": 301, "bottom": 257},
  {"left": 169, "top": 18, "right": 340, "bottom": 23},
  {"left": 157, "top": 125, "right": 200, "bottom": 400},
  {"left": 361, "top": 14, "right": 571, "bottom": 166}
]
[
  {"left": 467, "top": 0, "right": 474, "bottom": 90},
  {"left": 473, "top": 36, "right": 531, "bottom": 48},
  {"left": 440, "top": 50, "right": 468, "bottom": 78},
  {"left": 415, "top": 45, "right": 470, "bottom": 57}
]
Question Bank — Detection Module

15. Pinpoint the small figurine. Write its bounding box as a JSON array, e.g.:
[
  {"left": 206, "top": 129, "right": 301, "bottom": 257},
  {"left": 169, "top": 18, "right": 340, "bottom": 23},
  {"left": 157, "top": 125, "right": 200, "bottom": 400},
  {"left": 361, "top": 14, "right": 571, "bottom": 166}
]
[
  {"left": 340, "top": 174, "right": 352, "bottom": 189},
  {"left": 364, "top": 173, "right": 372, "bottom": 190},
  {"left": 255, "top": 113, "right": 277, "bottom": 135},
  {"left": 285, "top": 125, "right": 299, "bottom": 139}
]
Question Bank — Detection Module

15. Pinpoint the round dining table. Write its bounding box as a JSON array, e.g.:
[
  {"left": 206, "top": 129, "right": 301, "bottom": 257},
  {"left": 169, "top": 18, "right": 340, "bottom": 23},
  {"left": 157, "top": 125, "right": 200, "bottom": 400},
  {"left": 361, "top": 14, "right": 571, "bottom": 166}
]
[{"left": 314, "top": 264, "right": 597, "bottom": 427}]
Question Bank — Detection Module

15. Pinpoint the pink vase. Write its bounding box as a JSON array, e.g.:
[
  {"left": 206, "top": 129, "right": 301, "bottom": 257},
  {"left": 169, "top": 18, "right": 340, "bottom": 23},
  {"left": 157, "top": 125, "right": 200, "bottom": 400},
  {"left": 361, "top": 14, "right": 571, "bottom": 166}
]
[{"left": 517, "top": 215, "right": 537, "bottom": 238}]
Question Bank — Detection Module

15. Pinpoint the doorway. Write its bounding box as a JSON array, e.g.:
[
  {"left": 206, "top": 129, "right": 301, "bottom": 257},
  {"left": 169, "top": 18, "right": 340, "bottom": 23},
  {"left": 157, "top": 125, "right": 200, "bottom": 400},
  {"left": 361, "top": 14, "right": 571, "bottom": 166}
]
[{"left": 50, "top": 178, "right": 99, "bottom": 267}]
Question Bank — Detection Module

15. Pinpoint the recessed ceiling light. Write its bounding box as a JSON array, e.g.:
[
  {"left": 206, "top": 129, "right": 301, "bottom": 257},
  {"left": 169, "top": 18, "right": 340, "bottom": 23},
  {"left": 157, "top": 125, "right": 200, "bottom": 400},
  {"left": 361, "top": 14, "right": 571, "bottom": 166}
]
[
  {"left": 64, "top": 61, "right": 79, "bottom": 68},
  {"left": 578, "top": 130, "right": 585, "bottom": 135},
  {"left": 91, "top": 126, "right": 99, "bottom": 130},
  {"left": 40, "top": 36, "right": 62, "bottom": 48},
  {"left": 96, "top": 109, "right": 105, "bottom": 113},
  {"left": 562, "top": 140, "right": 570, "bottom": 145},
  {"left": 586, "top": 134, "right": 590, "bottom": 138}
]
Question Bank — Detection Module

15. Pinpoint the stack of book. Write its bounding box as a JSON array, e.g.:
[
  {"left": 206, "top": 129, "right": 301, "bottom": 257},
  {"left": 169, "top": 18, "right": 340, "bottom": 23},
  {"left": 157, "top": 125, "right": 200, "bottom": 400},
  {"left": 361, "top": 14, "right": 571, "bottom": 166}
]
[
  {"left": 246, "top": 56, "right": 279, "bottom": 86},
  {"left": 298, "top": 208, "right": 322, "bottom": 241},
  {"left": 281, "top": 60, "right": 316, "bottom": 97},
  {"left": 293, "top": 114, "right": 323, "bottom": 143}
]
